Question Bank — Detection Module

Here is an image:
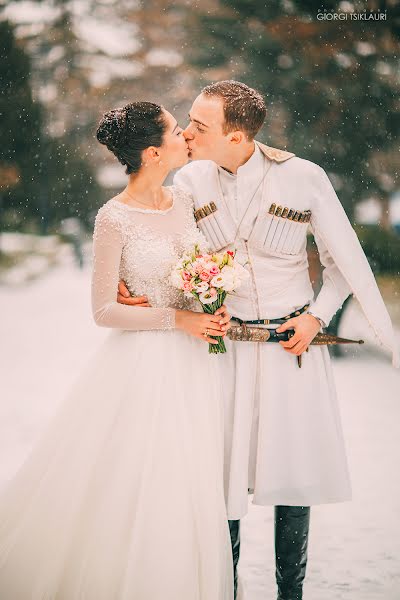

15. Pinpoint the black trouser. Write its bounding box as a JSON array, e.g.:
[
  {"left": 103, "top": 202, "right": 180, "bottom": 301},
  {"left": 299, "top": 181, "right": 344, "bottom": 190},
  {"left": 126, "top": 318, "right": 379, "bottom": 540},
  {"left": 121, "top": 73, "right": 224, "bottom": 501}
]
[
  {"left": 228, "top": 519, "right": 240, "bottom": 597},
  {"left": 229, "top": 505, "right": 310, "bottom": 600}
]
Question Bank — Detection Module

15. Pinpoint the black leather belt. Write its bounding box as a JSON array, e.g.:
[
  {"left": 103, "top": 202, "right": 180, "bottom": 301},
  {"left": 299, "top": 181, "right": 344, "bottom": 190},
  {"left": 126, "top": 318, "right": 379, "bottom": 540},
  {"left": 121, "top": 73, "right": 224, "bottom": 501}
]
[{"left": 231, "top": 304, "right": 310, "bottom": 327}]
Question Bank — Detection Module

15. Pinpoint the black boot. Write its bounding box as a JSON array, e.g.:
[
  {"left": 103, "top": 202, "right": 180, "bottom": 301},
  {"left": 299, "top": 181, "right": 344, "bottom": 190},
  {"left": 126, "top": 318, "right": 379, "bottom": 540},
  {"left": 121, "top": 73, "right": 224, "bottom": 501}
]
[
  {"left": 228, "top": 519, "right": 240, "bottom": 599},
  {"left": 275, "top": 505, "right": 310, "bottom": 600}
]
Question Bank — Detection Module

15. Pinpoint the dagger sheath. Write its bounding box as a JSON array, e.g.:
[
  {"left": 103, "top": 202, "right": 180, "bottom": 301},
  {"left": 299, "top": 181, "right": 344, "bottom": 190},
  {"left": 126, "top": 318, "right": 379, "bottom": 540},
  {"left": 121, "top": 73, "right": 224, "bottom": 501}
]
[{"left": 227, "top": 326, "right": 364, "bottom": 346}]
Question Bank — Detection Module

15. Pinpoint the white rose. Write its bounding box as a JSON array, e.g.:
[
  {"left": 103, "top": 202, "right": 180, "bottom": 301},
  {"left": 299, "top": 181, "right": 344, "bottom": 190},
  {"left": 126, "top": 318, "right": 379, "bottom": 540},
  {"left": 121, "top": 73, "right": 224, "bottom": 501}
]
[
  {"left": 195, "top": 281, "right": 209, "bottom": 293},
  {"left": 210, "top": 274, "right": 227, "bottom": 289},
  {"left": 216, "top": 266, "right": 236, "bottom": 291},
  {"left": 198, "top": 290, "right": 217, "bottom": 305}
]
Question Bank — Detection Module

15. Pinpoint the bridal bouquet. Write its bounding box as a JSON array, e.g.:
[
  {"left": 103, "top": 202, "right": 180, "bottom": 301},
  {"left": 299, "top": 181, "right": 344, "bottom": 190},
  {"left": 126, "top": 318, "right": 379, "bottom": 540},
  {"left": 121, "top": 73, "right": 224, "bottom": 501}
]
[{"left": 171, "top": 245, "right": 249, "bottom": 354}]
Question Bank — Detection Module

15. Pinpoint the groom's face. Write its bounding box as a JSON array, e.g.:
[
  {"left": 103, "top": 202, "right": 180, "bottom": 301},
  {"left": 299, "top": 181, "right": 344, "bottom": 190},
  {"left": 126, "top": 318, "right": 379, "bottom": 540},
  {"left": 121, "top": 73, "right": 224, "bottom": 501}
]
[{"left": 184, "top": 94, "right": 232, "bottom": 164}]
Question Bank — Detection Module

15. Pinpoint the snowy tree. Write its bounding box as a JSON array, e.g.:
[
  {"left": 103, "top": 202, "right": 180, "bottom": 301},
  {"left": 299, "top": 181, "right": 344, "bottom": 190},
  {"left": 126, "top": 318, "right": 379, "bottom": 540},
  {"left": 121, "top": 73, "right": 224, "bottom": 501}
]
[
  {"left": 188, "top": 0, "right": 400, "bottom": 225},
  {"left": 0, "top": 19, "right": 43, "bottom": 231},
  {"left": 0, "top": 19, "right": 101, "bottom": 233}
]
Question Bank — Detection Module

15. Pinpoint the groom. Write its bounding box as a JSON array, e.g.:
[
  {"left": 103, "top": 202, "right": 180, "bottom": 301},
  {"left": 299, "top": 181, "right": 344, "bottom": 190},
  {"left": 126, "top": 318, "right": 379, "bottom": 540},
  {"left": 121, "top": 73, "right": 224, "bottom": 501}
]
[{"left": 117, "top": 81, "right": 398, "bottom": 599}]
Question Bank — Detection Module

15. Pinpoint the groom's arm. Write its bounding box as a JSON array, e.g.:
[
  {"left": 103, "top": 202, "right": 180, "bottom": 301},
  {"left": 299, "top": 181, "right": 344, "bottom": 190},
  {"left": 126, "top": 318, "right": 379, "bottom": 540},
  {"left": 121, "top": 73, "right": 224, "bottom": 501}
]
[
  {"left": 277, "top": 164, "right": 353, "bottom": 356},
  {"left": 307, "top": 165, "right": 356, "bottom": 326},
  {"left": 282, "top": 162, "right": 397, "bottom": 367}
]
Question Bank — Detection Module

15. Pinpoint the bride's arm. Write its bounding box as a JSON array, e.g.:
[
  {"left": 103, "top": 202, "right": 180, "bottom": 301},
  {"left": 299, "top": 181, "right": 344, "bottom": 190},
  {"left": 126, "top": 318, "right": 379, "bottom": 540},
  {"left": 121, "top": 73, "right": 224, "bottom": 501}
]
[
  {"left": 91, "top": 208, "right": 175, "bottom": 330},
  {"left": 92, "top": 205, "right": 230, "bottom": 340}
]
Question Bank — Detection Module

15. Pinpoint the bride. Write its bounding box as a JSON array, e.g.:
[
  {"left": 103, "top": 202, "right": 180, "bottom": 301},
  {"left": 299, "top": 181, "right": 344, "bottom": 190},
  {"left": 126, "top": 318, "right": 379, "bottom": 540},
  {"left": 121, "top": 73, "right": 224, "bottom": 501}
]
[{"left": 0, "top": 101, "right": 234, "bottom": 599}]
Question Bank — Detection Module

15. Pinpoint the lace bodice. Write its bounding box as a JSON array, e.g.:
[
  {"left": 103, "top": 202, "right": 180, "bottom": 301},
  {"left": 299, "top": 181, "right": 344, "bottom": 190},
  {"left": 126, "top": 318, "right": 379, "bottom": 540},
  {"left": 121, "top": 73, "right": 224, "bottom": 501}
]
[{"left": 92, "top": 186, "right": 207, "bottom": 330}]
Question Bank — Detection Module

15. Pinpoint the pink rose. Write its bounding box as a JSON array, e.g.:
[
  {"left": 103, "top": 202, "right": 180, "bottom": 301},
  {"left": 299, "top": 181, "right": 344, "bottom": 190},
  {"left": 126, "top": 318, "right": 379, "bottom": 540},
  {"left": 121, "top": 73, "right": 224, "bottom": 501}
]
[
  {"left": 182, "top": 281, "right": 193, "bottom": 292},
  {"left": 209, "top": 265, "right": 220, "bottom": 276},
  {"left": 182, "top": 270, "right": 191, "bottom": 281},
  {"left": 200, "top": 271, "right": 211, "bottom": 281},
  {"left": 209, "top": 287, "right": 217, "bottom": 297}
]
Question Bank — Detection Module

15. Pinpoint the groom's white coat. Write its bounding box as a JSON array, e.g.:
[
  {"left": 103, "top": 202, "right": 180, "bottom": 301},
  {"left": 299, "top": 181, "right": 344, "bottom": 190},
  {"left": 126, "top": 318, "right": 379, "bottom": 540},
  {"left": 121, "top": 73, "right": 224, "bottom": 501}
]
[{"left": 174, "top": 143, "right": 398, "bottom": 518}]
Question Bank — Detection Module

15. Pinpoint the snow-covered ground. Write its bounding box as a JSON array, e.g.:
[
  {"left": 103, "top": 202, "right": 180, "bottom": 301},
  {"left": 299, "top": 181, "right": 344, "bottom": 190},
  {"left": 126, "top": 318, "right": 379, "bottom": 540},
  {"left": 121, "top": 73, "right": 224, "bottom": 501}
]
[{"left": 0, "top": 263, "right": 399, "bottom": 599}]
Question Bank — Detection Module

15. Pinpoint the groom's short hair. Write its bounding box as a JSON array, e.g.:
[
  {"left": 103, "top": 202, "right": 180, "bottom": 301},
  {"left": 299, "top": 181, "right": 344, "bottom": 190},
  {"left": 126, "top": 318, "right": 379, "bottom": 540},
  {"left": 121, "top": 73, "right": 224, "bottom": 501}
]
[{"left": 201, "top": 80, "right": 266, "bottom": 140}]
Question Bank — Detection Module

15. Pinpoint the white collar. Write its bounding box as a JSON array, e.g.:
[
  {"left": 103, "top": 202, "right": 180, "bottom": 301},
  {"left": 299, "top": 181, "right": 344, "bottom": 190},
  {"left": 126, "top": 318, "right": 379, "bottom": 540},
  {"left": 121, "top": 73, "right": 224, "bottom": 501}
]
[{"left": 217, "top": 143, "right": 264, "bottom": 180}]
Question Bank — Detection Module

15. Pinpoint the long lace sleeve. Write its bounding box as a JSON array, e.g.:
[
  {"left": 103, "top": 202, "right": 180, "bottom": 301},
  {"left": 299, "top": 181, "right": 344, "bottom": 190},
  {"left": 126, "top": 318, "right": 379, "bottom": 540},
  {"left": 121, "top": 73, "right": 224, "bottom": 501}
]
[{"left": 91, "top": 206, "right": 176, "bottom": 331}]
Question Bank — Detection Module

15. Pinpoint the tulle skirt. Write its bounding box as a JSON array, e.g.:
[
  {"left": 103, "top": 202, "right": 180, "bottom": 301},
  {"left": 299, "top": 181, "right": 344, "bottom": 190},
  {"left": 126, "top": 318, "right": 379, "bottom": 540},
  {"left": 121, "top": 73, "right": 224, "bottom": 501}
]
[{"left": 0, "top": 328, "right": 233, "bottom": 599}]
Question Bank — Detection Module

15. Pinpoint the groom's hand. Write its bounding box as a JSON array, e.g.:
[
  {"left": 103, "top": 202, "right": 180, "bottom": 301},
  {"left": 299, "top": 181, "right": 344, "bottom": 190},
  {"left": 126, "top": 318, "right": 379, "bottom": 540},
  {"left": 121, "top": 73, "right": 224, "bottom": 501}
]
[
  {"left": 276, "top": 313, "right": 321, "bottom": 356},
  {"left": 117, "top": 280, "right": 151, "bottom": 307},
  {"left": 214, "top": 305, "right": 231, "bottom": 331}
]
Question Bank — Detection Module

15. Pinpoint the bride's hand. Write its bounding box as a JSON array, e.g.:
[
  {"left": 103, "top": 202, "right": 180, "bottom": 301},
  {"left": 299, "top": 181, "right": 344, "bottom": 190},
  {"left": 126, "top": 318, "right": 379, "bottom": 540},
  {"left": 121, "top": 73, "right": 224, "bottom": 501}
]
[{"left": 175, "top": 307, "right": 231, "bottom": 344}]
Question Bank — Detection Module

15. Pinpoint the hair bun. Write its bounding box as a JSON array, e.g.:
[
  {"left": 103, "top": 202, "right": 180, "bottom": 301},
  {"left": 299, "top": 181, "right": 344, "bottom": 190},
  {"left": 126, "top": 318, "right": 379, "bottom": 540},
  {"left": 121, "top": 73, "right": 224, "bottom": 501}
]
[
  {"left": 96, "top": 101, "right": 165, "bottom": 175},
  {"left": 96, "top": 108, "right": 127, "bottom": 151}
]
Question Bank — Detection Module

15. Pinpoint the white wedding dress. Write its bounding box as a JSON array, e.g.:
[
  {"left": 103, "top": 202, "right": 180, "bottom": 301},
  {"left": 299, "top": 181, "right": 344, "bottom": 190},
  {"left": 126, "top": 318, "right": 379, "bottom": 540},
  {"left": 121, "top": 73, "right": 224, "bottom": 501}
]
[{"left": 0, "top": 186, "right": 233, "bottom": 600}]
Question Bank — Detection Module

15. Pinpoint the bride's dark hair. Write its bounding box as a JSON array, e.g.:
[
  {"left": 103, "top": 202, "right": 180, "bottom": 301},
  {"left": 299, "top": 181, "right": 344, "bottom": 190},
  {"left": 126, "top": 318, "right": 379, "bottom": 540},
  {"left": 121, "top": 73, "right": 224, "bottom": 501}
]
[{"left": 96, "top": 102, "right": 167, "bottom": 174}]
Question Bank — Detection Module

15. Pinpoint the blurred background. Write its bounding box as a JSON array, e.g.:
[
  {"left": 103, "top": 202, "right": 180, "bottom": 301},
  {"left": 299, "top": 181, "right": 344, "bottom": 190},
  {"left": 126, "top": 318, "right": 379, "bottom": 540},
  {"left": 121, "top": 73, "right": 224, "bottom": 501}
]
[
  {"left": 0, "top": 1, "right": 399, "bottom": 598},
  {"left": 1, "top": 0, "right": 400, "bottom": 289}
]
